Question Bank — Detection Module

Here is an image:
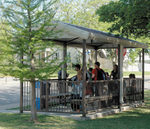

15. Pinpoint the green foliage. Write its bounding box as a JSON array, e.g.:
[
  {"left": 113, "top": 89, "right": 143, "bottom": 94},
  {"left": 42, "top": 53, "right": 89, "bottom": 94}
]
[
  {"left": 105, "top": 49, "right": 118, "bottom": 64},
  {"left": 96, "top": 0, "right": 150, "bottom": 39},
  {"left": 56, "top": 0, "right": 112, "bottom": 32},
  {"left": 128, "top": 49, "right": 139, "bottom": 65},
  {"left": 0, "top": 0, "right": 65, "bottom": 81},
  {"left": 96, "top": 0, "right": 150, "bottom": 66}
]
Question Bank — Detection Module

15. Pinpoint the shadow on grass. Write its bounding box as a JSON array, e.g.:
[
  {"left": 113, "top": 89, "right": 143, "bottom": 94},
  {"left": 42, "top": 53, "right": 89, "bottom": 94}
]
[
  {"left": 0, "top": 113, "right": 77, "bottom": 129},
  {"left": 79, "top": 108, "right": 150, "bottom": 129}
]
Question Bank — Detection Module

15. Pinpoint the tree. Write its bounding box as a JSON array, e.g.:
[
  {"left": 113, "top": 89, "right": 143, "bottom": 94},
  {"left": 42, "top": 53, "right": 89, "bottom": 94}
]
[
  {"left": 96, "top": 0, "right": 150, "bottom": 39},
  {"left": 0, "top": 0, "right": 64, "bottom": 121}
]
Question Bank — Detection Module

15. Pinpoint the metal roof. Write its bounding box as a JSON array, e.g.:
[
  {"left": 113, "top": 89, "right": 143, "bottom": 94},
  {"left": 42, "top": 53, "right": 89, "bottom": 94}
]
[{"left": 46, "top": 21, "right": 149, "bottom": 49}]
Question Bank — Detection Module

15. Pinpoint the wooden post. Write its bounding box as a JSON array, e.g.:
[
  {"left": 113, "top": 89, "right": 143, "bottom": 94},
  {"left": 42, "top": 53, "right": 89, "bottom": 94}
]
[
  {"left": 118, "top": 45, "right": 124, "bottom": 109},
  {"left": 46, "top": 82, "right": 49, "bottom": 111},
  {"left": 62, "top": 44, "right": 67, "bottom": 105},
  {"left": 118, "top": 47, "right": 120, "bottom": 79},
  {"left": 20, "top": 81, "right": 23, "bottom": 113},
  {"left": 40, "top": 81, "right": 43, "bottom": 109},
  {"left": 20, "top": 54, "right": 23, "bottom": 113},
  {"left": 62, "top": 44, "right": 67, "bottom": 80},
  {"left": 95, "top": 48, "right": 97, "bottom": 62},
  {"left": 142, "top": 49, "right": 145, "bottom": 102},
  {"left": 82, "top": 39, "right": 86, "bottom": 117}
]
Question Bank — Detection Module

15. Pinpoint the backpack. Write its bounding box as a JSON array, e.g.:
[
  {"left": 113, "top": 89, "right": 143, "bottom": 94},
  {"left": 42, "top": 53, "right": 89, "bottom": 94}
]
[{"left": 96, "top": 68, "right": 106, "bottom": 80}]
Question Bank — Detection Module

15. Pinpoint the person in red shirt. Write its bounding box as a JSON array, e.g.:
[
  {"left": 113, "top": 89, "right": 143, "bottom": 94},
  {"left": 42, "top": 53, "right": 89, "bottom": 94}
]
[
  {"left": 92, "top": 62, "right": 105, "bottom": 97},
  {"left": 92, "top": 62, "right": 102, "bottom": 80}
]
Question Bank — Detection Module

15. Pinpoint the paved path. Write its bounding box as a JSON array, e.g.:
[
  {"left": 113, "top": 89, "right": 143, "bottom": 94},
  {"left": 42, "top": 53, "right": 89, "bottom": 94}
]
[{"left": 0, "top": 77, "right": 20, "bottom": 107}]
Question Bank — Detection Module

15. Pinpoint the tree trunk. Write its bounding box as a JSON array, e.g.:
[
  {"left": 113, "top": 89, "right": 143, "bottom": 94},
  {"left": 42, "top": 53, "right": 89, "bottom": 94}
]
[
  {"left": 30, "top": 80, "right": 37, "bottom": 121},
  {"left": 88, "top": 50, "right": 95, "bottom": 67},
  {"left": 27, "top": 4, "right": 37, "bottom": 121}
]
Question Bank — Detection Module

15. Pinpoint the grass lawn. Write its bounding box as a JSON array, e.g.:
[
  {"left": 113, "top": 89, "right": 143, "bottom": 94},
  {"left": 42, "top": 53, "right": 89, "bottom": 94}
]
[{"left": 0, "top": 90, "right": 150, "bottom": 129}]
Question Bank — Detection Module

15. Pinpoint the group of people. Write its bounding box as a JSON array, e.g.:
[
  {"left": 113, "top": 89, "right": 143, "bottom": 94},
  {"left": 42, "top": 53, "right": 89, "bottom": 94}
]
[
  {"left": 58, "top": 62, "right": 119, "bottom": 82},
  {"left": 70, "top": 62, "right": 120, "bottom": 112},
  {"left": 58, "top": 62, "right": 138, "bottom": 112},
  {"left": 74, "top": 62, "right": 119, "bottom": 83}
]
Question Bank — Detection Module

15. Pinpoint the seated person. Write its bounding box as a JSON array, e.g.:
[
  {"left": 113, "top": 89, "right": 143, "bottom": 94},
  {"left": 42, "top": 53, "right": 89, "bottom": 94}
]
[
  {"left": 105, "top": 72, "right": 111, "bottom": 80},
  {"left": 110, "top": 64, "right": 118, "bottom": 80},
  {"left": 129, "top": 74, "right": 136, "bottom": 92}
]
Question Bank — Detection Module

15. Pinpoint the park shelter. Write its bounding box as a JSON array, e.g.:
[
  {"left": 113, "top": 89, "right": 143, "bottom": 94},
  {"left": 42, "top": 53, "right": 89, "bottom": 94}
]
[{"left": 21, "top": 21, "right": 149, "bottom": 117}]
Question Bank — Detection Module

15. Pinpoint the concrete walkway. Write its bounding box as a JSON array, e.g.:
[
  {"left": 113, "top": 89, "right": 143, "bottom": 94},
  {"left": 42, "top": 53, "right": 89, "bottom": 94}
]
[
  {"left": 0, "top": 102, "right": 144, "bottom": 121},
  {"left": 0, "top": 102, "right": 84, "bottom": 120},
  {"left": 0, "top": 103, "right": 20, "bottom": 110}
]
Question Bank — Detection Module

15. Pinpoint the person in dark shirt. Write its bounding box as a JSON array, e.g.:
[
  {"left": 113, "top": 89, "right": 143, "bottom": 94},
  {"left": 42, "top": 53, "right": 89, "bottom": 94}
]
[
  {"left": 111, "top": 64, "right": 118, "bottom": 80},
  {"left": 105, "top": 72, "right": 111, "bottom": 80},
  {"left": 92, "top": 62, "right": 105, "bottom": 97},
  {"left": 129, "top": 74, "right": 136, "bottom": 92}
]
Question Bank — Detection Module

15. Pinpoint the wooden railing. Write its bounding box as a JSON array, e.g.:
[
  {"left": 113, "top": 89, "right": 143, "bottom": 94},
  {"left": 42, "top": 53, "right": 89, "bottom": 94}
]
[{"left": 22, "top": 78, "right": 143, "bottom": 114}]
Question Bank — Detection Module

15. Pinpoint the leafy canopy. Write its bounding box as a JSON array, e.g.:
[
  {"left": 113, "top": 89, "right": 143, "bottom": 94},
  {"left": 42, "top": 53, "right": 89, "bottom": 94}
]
[{"left": 96, "top": 0, "right": 150, "bottom": 38}]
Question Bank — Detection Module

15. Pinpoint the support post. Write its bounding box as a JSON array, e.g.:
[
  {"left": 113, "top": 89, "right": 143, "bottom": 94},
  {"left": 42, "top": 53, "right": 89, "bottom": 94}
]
[
  {"left": 142, "top": 49, "right": 145, "bottom": 102},
  {"left": 20, "top": 81, "right": 23, "bottom": 113},
  {"left": 118, "top": 45, "right": 124, "bottom": 109},
  {"left": 46, "top": 82, "right": 49, "bottom": 111},
  {"left": 20, "top": 54, "right": 23, "bottom": 113},
  {"left": 95, "top": 48, "right": 98, "bottom": 62},
  {"left": 62, "top": 44, "right": 67, "bottom": 80},
  {"left": 62, "top": 44, "right": 67, "bottom": 105},
  {"left": 40, "top": 81, "right": 43, "bottom": 109},
  {"left": 82, "top": 39, "right": 86, "bottom": 117}
]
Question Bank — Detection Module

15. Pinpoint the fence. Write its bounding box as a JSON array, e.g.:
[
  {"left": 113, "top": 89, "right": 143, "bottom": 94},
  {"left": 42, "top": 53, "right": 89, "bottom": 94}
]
[
  {"left": 85, "top": 80, "right": 120, "bottom": 113},
  {"left": 123, "top": 78, "right": 143, "bottom": 103},
  {"left": 22, "top": 78, "right": 143, "bottom": 114}
]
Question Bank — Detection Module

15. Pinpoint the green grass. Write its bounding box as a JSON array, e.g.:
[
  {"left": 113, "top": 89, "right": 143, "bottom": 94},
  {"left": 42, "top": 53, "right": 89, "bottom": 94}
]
[
  {"left": 6, "top": 107, "right": 20, "bottom": 110},
  {"left": 124, "top": 71, "right": 150, "bottom": 77},
  {"left": 1, "top": 90, "right": 150, "bottom": 129}
]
